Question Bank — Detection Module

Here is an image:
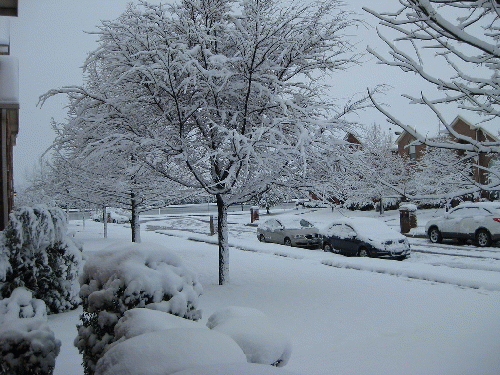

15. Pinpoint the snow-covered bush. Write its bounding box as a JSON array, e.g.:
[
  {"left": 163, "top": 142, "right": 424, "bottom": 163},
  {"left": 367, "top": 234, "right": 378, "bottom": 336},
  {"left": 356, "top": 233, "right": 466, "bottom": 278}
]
[
  {"left": 0, "top": 205, "right": 83, "bottom": 313},
  {"left": 207, "top": 307, "right": 292, "bottom": 367},
  {"left": 342, "top": 198, "right": 375, "bottom": 211},
  {"left": 112, "top": 307, "right": 202, "bottom": 344},
  {"left": 0, "top": 287, "right": 61, "bottom": 374},
  {"left": 95, "top": 328, "right": 247, "bottom": 375},
  {"left": 76, "top": 242, "right": 203, "bottom": 375}
]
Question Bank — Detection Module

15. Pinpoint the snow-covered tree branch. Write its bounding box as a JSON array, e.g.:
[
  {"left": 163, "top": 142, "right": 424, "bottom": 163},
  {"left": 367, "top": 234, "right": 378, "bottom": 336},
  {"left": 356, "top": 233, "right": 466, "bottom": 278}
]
[
  {"left": 365, "top": 0, "right": 500, "bottom": 198},
  {"left": 41, "top": 0, "right": 365, "bottom": 284}
]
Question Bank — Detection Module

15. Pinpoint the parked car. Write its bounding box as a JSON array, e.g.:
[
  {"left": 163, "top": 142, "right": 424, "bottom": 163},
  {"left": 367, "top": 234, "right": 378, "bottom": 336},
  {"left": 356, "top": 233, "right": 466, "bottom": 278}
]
[
  {"left": 91, "top": 208, "right": 131, "bottom": 224},
  {"left": 257, "top": 218, "right": 322, "bottom": 248},
  {"left": 321, "top": 217, "right": 410, "bottom": 260},
  {"left": 425, "top": 202, "right": 500, "bottom": 247}
]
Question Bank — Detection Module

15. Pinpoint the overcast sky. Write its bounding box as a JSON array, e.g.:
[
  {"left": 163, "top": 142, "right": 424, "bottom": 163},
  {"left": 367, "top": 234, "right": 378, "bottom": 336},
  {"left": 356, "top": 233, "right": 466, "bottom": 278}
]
[{"left": 9, "top": 0, "right": 461, "bottom": 187}]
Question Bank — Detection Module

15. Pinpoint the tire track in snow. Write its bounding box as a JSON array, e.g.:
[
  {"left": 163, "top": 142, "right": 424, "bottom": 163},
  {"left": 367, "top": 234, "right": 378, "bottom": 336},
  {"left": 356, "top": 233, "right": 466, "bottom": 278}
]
[
  {"left": 411, "top": 246, "right": 500, "bottom": 260},
  {"left": 154, "top": 228, "right": 500, "bottom": 292},
  {"left": 321, "top": 259, "right": 500, "bottom": 292}
]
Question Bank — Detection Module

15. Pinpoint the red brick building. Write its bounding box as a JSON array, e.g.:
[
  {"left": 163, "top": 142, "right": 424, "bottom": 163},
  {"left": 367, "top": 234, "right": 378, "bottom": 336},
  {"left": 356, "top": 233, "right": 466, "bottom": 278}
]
[
  {"left": 395, "top": 116, "right": 499, "bottom": 192},
  {"left": 0, "top": 0, "right": 18, "bottom": 230}
]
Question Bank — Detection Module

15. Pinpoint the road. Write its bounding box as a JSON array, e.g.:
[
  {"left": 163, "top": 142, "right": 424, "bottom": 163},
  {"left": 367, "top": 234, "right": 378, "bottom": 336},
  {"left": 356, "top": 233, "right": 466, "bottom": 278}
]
[{"left": 143, "top": 211, "right": 500, "bottom": 292}]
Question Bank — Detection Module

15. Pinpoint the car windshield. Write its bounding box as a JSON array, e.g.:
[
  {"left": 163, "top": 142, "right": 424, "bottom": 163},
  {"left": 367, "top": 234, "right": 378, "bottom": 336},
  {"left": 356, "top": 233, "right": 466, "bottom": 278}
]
[
  {"left": 452, "top": 204, "right": 500, "bottom": 216},
  {"left": 275, "top": 218, "right": 316, "bottom": 230},
  {"left": 258, "top": 220, "right": 281, "bottom": 230}
]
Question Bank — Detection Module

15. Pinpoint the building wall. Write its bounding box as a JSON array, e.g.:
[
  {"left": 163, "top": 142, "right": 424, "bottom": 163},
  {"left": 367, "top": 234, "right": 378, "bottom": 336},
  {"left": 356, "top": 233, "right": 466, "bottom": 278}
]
[
  {"left": 449, "top": 118, "right": 497, "bottom": 187},
  {"left": 396, "top": 117, "right": 499, "bottom": 197},
  {"left": 1, "top": 108, "right": 16, "bottom": 229},
  {"left": 0, "top": 2, "right": 18, "bottom": 230},
  {"left": 396, "top": 131, "right": 426, "bottom": 161}
]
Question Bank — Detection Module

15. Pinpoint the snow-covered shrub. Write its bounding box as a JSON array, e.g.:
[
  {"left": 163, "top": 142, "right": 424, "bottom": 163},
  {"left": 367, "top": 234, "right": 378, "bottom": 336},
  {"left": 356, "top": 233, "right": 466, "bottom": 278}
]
[
  {"left": 207, "top": 307, "right": 292, "bottom": 367},
  {"left": 95, "top": 328, "right": 247, "bottom": 375},
  {"left": 76, "top": 242, "right": 203, "bottom": 375},
  {"left": 0, "top": 205, "right": 83, "bottom": 313},
  {"left": 0, "top": 287, "right": 61, "bottom": 374},
  {"left": 343, "top": 199, "right": 375, "bottom": 211},
  {"left": 112, "top": 307, "right": 202, "bottom": 344}
]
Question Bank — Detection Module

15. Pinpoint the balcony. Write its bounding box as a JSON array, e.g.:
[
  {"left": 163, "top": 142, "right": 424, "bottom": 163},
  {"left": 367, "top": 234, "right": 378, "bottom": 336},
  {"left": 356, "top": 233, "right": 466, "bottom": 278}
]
[
  {"left": 0, "top": 0, "right": 17, "bottom": 17},
  {"left": 0, "top": 55, "right": 18, "bottom": 107},
  {"left": 0, "top": 54, "right": 18, "bottom": 143}
]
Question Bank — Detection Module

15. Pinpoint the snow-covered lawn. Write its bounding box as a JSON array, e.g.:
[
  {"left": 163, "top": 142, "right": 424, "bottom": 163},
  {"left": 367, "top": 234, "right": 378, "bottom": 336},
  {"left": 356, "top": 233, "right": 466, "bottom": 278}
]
[{"left": 52, "top": 207, "right": 500, "bottom": 375}]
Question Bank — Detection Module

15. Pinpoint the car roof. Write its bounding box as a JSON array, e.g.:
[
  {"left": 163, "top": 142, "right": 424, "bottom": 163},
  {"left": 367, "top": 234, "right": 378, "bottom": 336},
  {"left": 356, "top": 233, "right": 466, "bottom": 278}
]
[
  {"left": 327, "top": 217, "right": 389, "bottom": 230},
  {"left": 326, "top": 217, "right": 402, "bottom": 233},
  {"left": 263, "top": 217, "right": 315, "bottom": 228},
  {"left": 324, "top": 217, "right": 405, "bottom": 241},
  {"left": 454, "top": 202, "right": 500, "bottom": 211}
]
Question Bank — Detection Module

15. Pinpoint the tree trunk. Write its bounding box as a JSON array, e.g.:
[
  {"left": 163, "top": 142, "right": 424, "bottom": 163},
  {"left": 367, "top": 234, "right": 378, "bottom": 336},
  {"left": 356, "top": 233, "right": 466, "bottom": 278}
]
[
  {"left": 216, "top": 194, "right": 229, "bottom": 285},
  {"left": 131, "top": 192, "right": 141, "bottom": 243},
  {"left": 102, "top": 205, "right": 108, "bottom": 239}
]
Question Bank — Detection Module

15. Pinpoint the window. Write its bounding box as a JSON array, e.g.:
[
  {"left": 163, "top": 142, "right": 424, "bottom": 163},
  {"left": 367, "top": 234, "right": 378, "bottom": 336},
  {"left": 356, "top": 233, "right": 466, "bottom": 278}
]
[
  {"left": 327, "top": 224, "right": 356, "bottom": 238},
  {"left": 449, "top": 207, "right": 480, "bottom": 218},
  {"left": 407, "top": 139, "right": 417, "bottom": 160},
  {"left": 299, "top": 219, "right": 313, "bottom": 228}
]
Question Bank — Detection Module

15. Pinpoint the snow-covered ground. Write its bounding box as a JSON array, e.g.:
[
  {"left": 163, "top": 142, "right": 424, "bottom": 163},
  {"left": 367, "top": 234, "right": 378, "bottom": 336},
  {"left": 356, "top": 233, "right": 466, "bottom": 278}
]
[{"left": 51, "top": 206, "right": 500, "bottom": 375}]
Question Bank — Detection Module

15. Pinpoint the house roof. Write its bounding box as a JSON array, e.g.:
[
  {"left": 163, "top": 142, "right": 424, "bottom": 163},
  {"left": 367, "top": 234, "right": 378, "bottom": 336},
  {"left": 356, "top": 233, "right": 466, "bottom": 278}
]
[
  {"left": 394, "top": 126, "right": 418, "bottom": 145},
  {"left": 394, "top": 115, "right": 499, "bottom": 145},
  {"left": 449, "top": 116, "right": 499, "bottom": 143}
]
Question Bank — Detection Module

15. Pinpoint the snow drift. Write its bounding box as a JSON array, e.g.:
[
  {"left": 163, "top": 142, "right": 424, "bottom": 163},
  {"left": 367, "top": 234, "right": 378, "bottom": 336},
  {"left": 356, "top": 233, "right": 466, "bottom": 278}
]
[{"left": 207, "top": 306, "right": 292, "bottom": 367}]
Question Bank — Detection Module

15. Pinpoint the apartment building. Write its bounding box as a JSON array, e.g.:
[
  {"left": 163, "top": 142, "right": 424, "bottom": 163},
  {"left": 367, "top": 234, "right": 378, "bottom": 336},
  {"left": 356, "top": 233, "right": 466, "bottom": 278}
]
[{"left": 0, "top": 0, "right": 18, "bottom": 230}]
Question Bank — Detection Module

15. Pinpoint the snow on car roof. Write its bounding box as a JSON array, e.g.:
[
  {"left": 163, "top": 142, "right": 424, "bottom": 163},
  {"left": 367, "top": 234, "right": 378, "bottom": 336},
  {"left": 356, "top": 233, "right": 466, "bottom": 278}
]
[
  {"left": 325, "top": 217, "right": 405, "bottom": 242},
  {"left": 259, "top": 217, "right": 315, "bottom": 229},
  {"left": 456, "top": 202, "right": 500, "bottom": 210},
  {"left": 276, "top": 217, "right": 315, "bottom": 228}
]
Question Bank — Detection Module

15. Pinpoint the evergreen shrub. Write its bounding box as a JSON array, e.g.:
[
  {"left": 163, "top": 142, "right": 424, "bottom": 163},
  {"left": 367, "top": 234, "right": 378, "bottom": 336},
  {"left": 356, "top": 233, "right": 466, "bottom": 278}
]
[
  {"left": 75, "top": 242, "right": 203, "bottom": 375},
  {"left": 0, "top": 205, "right": 83, "bottom": 314}
]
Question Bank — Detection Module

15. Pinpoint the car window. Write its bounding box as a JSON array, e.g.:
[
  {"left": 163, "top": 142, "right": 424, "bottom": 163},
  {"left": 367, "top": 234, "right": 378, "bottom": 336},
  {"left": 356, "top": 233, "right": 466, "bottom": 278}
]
[
  {"left": 327, "top": 224, "right": 354, "bottom": 238},
  {"left": 261, "top": 219, "right": 281, "bottom": 230},
  {"left": 271, "top": 220, "right": 283, "bottom": 230},
  {"left": 326, "top": 224, "right": 343, "bottom": 236},
  {"left": 345, "top": 225, "right": 355, "bottom": 233},
  {"left": 299, "top": 219, "right": 313, "bottom": 228},
  {"left": 478, "top": 208, "right": 493, "bottom": 215},
  {"left": 449, "top": 207, "right": 479, "bottom": 218}
]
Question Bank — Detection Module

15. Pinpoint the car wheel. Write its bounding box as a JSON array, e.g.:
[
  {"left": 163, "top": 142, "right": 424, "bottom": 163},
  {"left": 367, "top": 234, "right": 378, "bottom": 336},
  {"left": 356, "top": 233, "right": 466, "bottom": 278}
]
[
  {"left": 428, "top": 227, "right": 442, "bottom": 244},
  {"left": 476, "top": 229, "right": 492, "bottom": 247},
  {"left": 258, "top": 234, "right": 265, "bottom": 242},
  {"left": 323, "top": 243, "right": 332, "bottom": 252},
  {"left": 358, "top": 247, "right": 369, "bottom": 257},
  {"left": 284, "top": 237, "right": 292, "bottom": 246}
]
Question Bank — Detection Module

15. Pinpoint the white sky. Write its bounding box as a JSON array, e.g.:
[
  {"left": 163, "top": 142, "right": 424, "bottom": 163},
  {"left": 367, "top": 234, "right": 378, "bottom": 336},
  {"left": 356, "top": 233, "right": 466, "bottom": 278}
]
[{"left": 9, "top": 0, "right": 467, "bottom": 187}]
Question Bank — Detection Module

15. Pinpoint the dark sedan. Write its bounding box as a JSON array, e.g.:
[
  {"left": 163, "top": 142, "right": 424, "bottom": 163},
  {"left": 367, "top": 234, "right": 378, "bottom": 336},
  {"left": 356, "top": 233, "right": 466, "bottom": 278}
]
[{"left": 321, "top": 217, "right": 410, "bottom": 260}]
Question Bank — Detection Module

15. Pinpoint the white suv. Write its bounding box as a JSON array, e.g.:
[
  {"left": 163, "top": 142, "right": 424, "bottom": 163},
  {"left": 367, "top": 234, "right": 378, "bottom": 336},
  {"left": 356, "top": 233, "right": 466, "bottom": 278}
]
[{"left": 425, "top": 202, "right": 500, "bottom": 247}]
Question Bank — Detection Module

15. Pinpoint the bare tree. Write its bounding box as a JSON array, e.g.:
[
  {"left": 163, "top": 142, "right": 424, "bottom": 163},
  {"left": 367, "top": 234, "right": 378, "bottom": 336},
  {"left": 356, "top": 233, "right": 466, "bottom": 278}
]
[
  {"left": 357, "top": 124, "right": 411, "bottom": 204},
  {"left": 409, "top": 136, "right": 475, "bottom": 201}
]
